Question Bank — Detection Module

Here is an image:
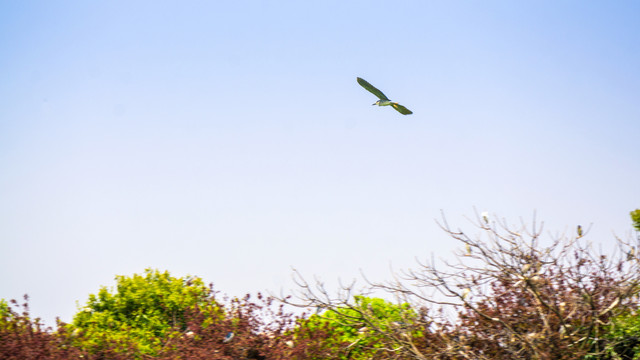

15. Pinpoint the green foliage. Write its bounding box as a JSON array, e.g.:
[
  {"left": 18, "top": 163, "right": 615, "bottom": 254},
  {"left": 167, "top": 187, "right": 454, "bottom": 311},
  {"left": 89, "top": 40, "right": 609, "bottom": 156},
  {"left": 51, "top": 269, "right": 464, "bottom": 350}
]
[
  {"left": 0, "top": 299, "right": 16, "bottom": 337},
  {"left": 300, "top": 296, "right": 419, "bottom": 360},
  {"left": 0, "top": 299, "right": 9, "bottom": 324},
  {"left": 631, "top": 209, "right": 640, "bottom": 232},
  {"left": 67, "top": 268, "right": 220, "bottom": 357},
  {"left": 601, "top": 310, "right": 640, "bottom": 360}
]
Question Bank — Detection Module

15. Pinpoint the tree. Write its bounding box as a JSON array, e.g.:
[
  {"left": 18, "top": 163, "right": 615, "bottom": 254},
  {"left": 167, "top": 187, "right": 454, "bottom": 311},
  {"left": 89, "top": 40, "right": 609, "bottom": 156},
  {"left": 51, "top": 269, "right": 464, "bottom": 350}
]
[
  {"left": 282, "top": 270, "right": 438, "bottom": 360},
  {"left": 66, "top": 268, "right": 219, "bottom": 357},
  {"left": 286, "top": 212, "right": 640, "bottom": 359},
  {"left": 296, "top": 295, "right": 422, "bottom": 360}
]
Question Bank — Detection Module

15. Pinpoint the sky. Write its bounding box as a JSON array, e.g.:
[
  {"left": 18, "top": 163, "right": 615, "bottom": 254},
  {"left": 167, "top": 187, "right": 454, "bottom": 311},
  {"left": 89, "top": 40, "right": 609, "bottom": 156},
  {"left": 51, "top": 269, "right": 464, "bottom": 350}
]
[{"left": 1, "top": 1, "right": 639, "bottom": 326}]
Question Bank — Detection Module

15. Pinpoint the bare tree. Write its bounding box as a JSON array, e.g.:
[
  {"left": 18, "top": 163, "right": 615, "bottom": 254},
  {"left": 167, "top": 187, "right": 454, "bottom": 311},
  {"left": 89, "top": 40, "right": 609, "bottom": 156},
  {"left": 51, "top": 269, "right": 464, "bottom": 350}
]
[{"left": 282, "top": 212, "right": 640, "bottom": 360}]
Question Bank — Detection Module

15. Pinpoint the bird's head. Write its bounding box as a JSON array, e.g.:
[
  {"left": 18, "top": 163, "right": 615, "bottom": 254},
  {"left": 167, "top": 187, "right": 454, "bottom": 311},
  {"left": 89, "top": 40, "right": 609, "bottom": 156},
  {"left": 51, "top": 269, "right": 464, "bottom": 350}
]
[{"left": 372, "top": 100, "right": 381, "bottom": 106}]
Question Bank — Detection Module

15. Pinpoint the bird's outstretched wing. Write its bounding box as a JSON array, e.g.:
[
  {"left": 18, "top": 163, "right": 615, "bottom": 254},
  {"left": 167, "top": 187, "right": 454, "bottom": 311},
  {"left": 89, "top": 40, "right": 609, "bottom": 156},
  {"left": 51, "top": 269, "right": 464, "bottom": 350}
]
[
  {"left": 357, "top": 77, "right": 389, "bottom": 101},
  {"left": 391, "top": 103, "right": 413, "bottom": 115}
]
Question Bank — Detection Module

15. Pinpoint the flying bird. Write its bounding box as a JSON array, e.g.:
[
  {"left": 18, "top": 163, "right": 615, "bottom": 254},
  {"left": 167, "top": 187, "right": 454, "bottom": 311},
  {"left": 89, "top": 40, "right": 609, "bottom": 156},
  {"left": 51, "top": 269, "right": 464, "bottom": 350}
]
[{"left": 357, "top": 77, "right": 413, "bottom": 115}]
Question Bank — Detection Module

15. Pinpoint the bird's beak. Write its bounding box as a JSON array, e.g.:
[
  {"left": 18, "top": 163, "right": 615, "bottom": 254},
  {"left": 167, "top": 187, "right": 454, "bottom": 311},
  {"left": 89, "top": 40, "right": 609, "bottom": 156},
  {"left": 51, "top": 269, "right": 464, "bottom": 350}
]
[{"left": 371, "top": 103, "right": 376, "bottom": 106}]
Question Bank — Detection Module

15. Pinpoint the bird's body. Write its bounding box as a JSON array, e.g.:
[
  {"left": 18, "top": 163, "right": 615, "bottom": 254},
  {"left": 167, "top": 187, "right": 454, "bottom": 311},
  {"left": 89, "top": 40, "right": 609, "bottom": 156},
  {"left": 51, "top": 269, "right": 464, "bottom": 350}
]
[
  {"left": 375, "top": 99, "right": 395, "bottom": 107},
  {"left": 223, "top": 332, "right": 234, "bottom": 343},
  {"left": 357, "top": 77, "right": 413, "bottom": 115}
]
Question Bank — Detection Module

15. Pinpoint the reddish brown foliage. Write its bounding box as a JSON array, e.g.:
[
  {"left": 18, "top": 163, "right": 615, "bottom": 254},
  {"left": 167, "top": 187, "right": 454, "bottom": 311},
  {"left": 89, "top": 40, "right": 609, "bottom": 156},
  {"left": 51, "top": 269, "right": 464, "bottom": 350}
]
[
  {"left": 1, "top": 293, "right": 342, "bottom": 360},
  {"left": 0, "top": 296, "right": 85, "bottom": 360}
]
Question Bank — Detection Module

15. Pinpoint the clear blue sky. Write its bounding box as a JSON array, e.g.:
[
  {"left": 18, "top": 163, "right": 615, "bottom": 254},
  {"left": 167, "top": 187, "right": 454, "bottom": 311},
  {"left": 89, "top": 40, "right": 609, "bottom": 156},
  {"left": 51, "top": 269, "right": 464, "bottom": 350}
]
[{"left": 1, "top": 1, "right": 639, "bottom": 325}]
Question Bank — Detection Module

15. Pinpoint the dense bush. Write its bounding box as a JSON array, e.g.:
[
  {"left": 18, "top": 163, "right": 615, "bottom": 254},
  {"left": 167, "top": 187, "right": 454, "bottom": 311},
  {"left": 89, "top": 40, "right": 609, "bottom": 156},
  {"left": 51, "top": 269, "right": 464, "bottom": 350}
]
[
  {"left": 163, "top": 293, "right": 301, "bottom": 360},
  {"left": 0, "top": 296, "right": 86, "bottom": 360}
]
